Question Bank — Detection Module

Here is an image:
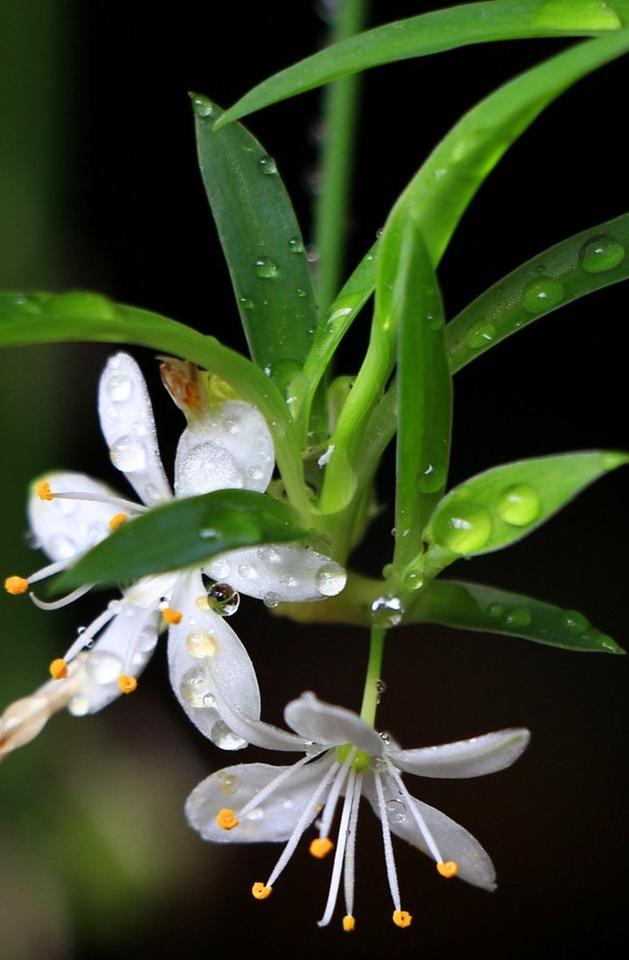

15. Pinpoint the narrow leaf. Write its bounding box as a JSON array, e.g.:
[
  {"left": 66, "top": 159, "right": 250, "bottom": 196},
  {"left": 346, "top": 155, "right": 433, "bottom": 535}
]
[
  {"left": 408, "top": 578, "right": 624, "bottom": 653},
  {"left": 54, "top": 490, "right": 308, "bottom": 591},
  {"left": 448, "top": 213, "right": 629, "bottom": 371},
  {"left": 425, "top": 451, "right": 628, "bottom": 565},
  {"left": 192, "top": 94, "right": 317, "bottom": 380},
  {"left": 216, "top": 0, "right": 628, "bottom": 126}
]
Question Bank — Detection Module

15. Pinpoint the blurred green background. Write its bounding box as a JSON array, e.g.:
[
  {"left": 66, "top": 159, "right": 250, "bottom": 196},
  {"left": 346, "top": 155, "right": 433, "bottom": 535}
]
[{"left": 1, "top": 2, "right": 627, "bottom": 958}]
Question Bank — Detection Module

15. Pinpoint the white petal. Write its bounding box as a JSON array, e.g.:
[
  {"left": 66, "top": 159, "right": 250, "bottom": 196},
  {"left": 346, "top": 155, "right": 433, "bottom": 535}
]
[
  {"left": 174, "top": 400, "right": 274, "bottom": 497},
  {"left": 167, "top": 572, "right": 260, "bottom": 748},
  {"left": 389, "top": 728, "right": 530, "bottom": 779},
  {"left": 185, "top": 756, "right": 333, "bottom": 843},
  {"left": 210, "top": 691, "right": 309, "bottom": 752},
  {"left": 28, "top": 471, "right": 122, "bottom": 562},
  {"left": 71, "top": 603, "right": 160, "bottom": 715},
  {"left": 98, "top": 352, "right": 171, "bottom": 505},
  {"left": 205, "top": 545, "right": 346, "bottom": 602},
  {"left": 284, "top": 692, "right": 384, "bottom": 755},
  {"left": 124, "top": 571, "right": 178, "bottom": 608},
  {"left": 363, "top": 776, "right": 496, "bottom": 891}
]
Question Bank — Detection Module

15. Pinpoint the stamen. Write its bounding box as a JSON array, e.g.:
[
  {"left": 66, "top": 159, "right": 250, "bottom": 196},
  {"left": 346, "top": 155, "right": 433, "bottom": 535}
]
[
  {"left": 318, "top": 749, "right": 354, "bottom": 840},
  {"left": 317, "top": 770, "right": 357, "bottom": 928},
  {"left": 216, "top": 808, "right": 240, "bottom": 831},
  {"left": 108, "top": 512, "right": 128, "bottom": 532},
  {"left": 237, "top": 754, "right": 313, "bottom": 823},
  {"left": 252, "top": 883, "right": 272, "bottom": 900},
  {"left": 30, "top": 583, "right": 94, "bottom": 611},
  {"left": 437, "top": 861, "right": 459, "bottom": 878},
  {"left": 36, "top": 481, "right": 54, "bottom": 501},
  {"left": 162, "top": 607, "right": 182, "bottom": 625},
  {"left": 374, "top": 773, "right": 402, "bottom": 913},
  {"left": 310, "top": 837, "right": 334, "bottom": 859},
  {"left": 49, "top": 658, "right": 68, "bottom": 680},
  {"left": 27, "top": 559, "right": 72, "bottom": 586},
  {"left": 4, "top": 576, "right": 29, "bottom": 595},
  {"left": 62, "top": 603, "right": 119, "bottom": 663},
  {"left": 50, "top": 490, "right": 146, "bottom": 514},
  {"left": 266, "top": 760, "right": 340, "bottom": 889},
  {"left": 388, "top": 766, "right": 444, "bottom": 864},
  {"left": 118, "top": 675, "right": 138, "bottom": 694},
  {"left": 342, "top": 915, "right": 356, "bottom": 933},
  {"left": 392, "top": 910, "right": 412, "bottom": 928},
  {"left": 343, "top": 774, "right": 362, "bottom": 923}
]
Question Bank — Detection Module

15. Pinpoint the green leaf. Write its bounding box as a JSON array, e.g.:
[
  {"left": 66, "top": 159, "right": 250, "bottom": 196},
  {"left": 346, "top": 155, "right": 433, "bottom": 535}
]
[
  {"left": 192, "top": 94, "right": 317, "bottom": 381},
  {"left": 448, "top": 213, "right": 629, "bottom": 371},
  {"left": 424, "top": 451, "right": 628, "bottom": 567},
  {"left": 390, "top": 217, "right": 451, "bottom": 572},
  {"left": 216, "top": 0, "right": 628, "bottom": 126},
  {"left": 408, "top": 578, "right": 624, "bottom": 653},
  {"left": 0, "top": 291, "right": 312, "bottom": 519},
  {"left": 53, "top": 489, "right": 308, "bottom": 592}
]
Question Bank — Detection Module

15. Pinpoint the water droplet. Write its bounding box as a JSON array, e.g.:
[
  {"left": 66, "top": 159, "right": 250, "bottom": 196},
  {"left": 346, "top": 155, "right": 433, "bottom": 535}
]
[
  {"left": 403, "top": 570, "right": 423, "bottom": 591},
  {"left": 209, "top": 558, "right": 231, "bottom": 579},
  {"left": 255, "top": 256, "right": 279, "bottom": 279},
  {"left": 385, "top": 799, "right": 407, "bottom": 824},
  {"left": 496, "top": 484, "right": 540, "bottom": 527},
  {"left": 219, "top": 772, "right": 240, "bottom": 795},
  {"left": 258, "top": 154, "right": 277, "bottom": 175},
  {"left": 316, "top": 563, "right": 346, "bottom": 597},
  {"left": 488, "top": 602, "right": 505, "bottom": 619},
  {"left": 278, "top": 794, "right": 294, "bottom": 810},
  {"left": 465, "top": 322, "right": 496, "bottom": 350},
  {"left": 180, "top": 665, "right": 211, "bottom": 708},
  {"left": 432, "top": 501, "right": 492, "bottom": 554},
  {"left": 263, "top": 592, "right": 281, "bottom": 608},
  {"left": 505, "top": 606, "right": 531, "bottom": 628},
  {"left": 296, "top": 287, "right": 307, "bottom": 298},
  {"left": 418, "top": 464, "right": 446, "bottom": 493},
  {"left": 375, "top": 679, "right": 386, "bottom": 703},
  {"left": 304, "top": 740, "right": 320, "bottom": 758},
  {"left": 370, "top": 595, "right": 404, "bottom": 627},
  {"left": 246, "top": 806, "right": 265, "bottom": 821},
  {"left": 522, "top": 276, "right": 565, "bottom": 315},
  {"left": 202, "top": 693, "right": 217, "bottom": 708},
  {"left": 143, "top": 483, "right": 162, "bottom": 504},
  {"left": 105, "top": 374, "right": 133, "bottom": 403},
  {"left": 109, "top": 435, "right": 147, "bottom": 473},
  {"left": 185, "top": 631, "right": 218, "bottom": 658},
  {"left": 48, "top": 534, "right": 77, "bottom": 560},
  {"left": 211, "top": 719, "right": 247, "bottom": 750},
  {"left": 208, "top": 582, "right": 240, "bottom": 617},
  {"left": 13, "top": 294, "right": 42, "bottom": 314},
  {"left": 192, "top": 96, "right": 213, "bottom": 118},
  {"left": 239, "top": 296, "right": 254, "bottom": 310},
  {"left": 378, "top": 731, "right": 391, "bottom": 745},
  {"left": 561, "top": 610, "right": 589, "bottom": 632},
  {"left": 371, "top": 756, "right": 388, "bottom": 772},
  {"left": 288, "top": 237, "right": 304, "bottom": 254},
  {"left": 579, "top": 235, "right": 625, "bottom": 274}
]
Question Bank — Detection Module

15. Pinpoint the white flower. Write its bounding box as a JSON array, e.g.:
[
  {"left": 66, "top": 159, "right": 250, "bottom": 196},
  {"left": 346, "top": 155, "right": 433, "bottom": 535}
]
[
  {"left": 185, "top": 692, "right": 530, "bottom": 929},
  {"left": 3, "top": 353, "right": 345, "bottom": 750}
]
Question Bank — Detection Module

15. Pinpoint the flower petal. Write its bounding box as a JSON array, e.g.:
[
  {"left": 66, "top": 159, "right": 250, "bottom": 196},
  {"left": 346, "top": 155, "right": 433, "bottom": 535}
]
[
  {"left": 284, "top": 692, "right": 384, "bottom": 754},
  {"left": 205, "top": 545, "right": 346, "bottom": 602},
  {"left": 70, "top": 603, "right": 160, "bottom": 715},
  {"left": 98, "top": 352, "right": 171, "bottom": 505},
  {"left": 174, "top": 400, "right": 274, "bottom": 497},
  {"left": 363, "top": 776, "right": 497, "bottom": 891},
  {"left": 210, "top": 690, "right": 308, "bottom": 752},
  {"left": 185, "top": 756, "right": 334, "bottom": 843},
  {"left": 28, "top": 471, "right": 122, "bottom": 562},
  {"left": 167, "top": 571, "right": 260, "bottom": 748},
  {"left": 388, "top": 728, "right": 530, "bottom": 779}
]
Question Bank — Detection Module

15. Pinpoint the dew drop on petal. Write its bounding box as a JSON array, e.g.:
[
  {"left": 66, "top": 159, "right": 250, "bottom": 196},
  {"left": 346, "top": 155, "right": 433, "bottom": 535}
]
[
  {"left": 316, "top": 563, "right": 346, "bottom": 597},
  {"left": 219, "top": 772, "right": 240, "bottom": 796},
  {"left": 185, "top": 631, "right": 218, "bottom": 659},
  {"left": 105, "top": 374, "right": 133, "bottom": 403},
  {"left": 180, "top": 665, "right": 211, "bottom": 708},
  {"left": 385, "top": 799, "right": 407, "bottom": 824},
  {"left": 211, "top": 719, "right": 247, "bottom": 750},
  {"left": 246, "top": 806, "right": 265, "bottom": 821},
  {"left": 110, "top": 435, "right": 147, "bottom": 473},
  {"left": 263, "top": 592, "right": 281, "bottom": 608},
  {"left": 208, "top": 558, "right": 231, "bottom": 580}
]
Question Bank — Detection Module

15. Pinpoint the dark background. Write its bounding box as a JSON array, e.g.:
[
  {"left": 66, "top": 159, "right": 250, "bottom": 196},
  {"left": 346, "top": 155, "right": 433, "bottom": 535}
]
[{"left": 0, "top": 1, "right": 627, "bottom": 958}]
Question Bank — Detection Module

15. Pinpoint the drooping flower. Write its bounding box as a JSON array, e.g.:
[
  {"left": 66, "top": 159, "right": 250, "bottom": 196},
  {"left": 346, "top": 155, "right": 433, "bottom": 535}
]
[
  {"left": 2, "top": 353, "right": 345, "bottom": 752},
  {"left": 185, "top": 692, "right": 530, "bottom": 929}
]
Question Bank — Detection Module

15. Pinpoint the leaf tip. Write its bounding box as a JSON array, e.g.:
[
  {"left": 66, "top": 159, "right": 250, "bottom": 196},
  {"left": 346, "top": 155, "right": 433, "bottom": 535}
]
[{"left": 601, "top": 450, "right": 629, "bottom": 471}]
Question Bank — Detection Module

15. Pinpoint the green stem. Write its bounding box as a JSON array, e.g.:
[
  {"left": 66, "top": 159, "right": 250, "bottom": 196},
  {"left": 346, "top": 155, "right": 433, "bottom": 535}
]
[
  {"left": 359, "top": 624, "right": 386, "bottom": 726},
  {"left": 313, "top": 0, "right": 369, "bottom": 315}
]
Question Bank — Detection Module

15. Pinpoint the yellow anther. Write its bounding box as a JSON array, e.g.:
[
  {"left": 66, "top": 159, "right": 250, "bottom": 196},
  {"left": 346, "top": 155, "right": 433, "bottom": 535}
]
[
  {"left": 342, "top": 915, "right": 356, "bottom": 932},
  {"left": 309, "top": 837, "right": 334, "bottom": 859},
  {"left": 35, "top": 481, "right": 54, "bottom": 501},
  {"left": 49, "top": 658, "right": 68, "bottom": 680},
  {"left": 216, "top": 808, "right": 240, "bottom": 831},
  {"left": 162, "top": 607, "right": 183, "bottom": 625},
  {"left": 251, "top": 882, "right": 272, "bottom": 900},
  {"left": 437, "top": 860, "right": 459, "bottom": 879},
  {"left": 4, "top": 575, "right": 29, "bottom": 595},
  {"left": 392, "top": 910, "right": 412, "bottom": 928},
  {"left": 118, "top": 674, "right": 138, "bottom": 694},
  {"left": 108, "top": 512, "right": 128, "bottom": 532}
]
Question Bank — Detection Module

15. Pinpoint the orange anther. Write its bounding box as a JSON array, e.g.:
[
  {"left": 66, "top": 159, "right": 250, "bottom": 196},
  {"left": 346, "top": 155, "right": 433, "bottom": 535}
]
[
  {"left": 162, "top": 607, "right": 182, "bottom": 625},
  {"left": 309, "top": 837, "right": 334, "bottom": 859},
  {"left": 35, "top": 481, "right": 54, "bottom": 501},
  {"left": 437, "top": 860, "right": 459, "bottom": 879},
  {"left": 118, "top": 674, "right": 138, "bottom": 694},
  {"left": 251, "top": 882, "right": 272, "bottom": 900},
  {"left": 4, "top": 575, "right": 29, "bottom": 595},
  {"left": 342, "top": 915, "right": 356, "bottom": 932},
  {"left": 215, "top": 808, "right": 240, "bottom": 831},
  {"left": 108, "top": 512, "right": 128, "bottom": 532},
  {"left": 49, "top": 658, "right": 68, "bottom": 680},
  {"left": 393, "top": 910, "right": 412, "bottom": 928}
]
